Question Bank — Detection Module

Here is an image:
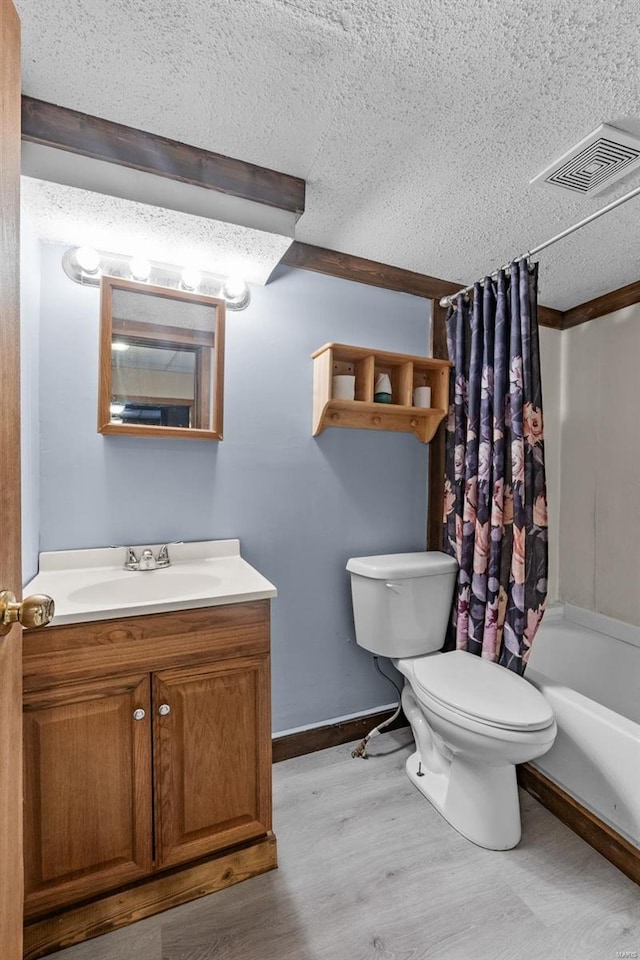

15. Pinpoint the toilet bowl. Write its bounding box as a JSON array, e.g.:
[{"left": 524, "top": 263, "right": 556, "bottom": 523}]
[
  {"left": 397, "top": 651, "right": 556, "bottom": 848},
  {"left": 346, "top": 551, "right": 557, "bottom": 850}
]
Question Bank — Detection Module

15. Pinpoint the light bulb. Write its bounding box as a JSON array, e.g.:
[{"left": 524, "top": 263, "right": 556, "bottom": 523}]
[
  {"left": 223, "top": 275, "right": 248, "bottom": 300},
  {"left": 181, "top": 266, "right": 201, "bottom": 291},
  {"left": 74, "top": 246, "right": 101, "bottom": 275},
  {"left": 111, "top": 341, "right": 130, "bottom": 352},
  {"left": 110, "top": 402, "right": 125, "bottom": 415},
  {"left": 129, "top": 255, "right": 151, "bottom": 282}
]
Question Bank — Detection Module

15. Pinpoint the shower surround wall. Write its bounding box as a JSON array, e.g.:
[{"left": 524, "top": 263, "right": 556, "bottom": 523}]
[
  {"left": 559, "top": 302, "right": 640, "bottom": 627},
  {"left": 32, "top": 242, "right": 431, "bottom": 732}
]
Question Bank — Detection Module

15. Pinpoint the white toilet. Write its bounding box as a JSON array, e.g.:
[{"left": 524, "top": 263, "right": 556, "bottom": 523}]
[{"left": 346, "top": 551, "right": 557, "bottom": 850}]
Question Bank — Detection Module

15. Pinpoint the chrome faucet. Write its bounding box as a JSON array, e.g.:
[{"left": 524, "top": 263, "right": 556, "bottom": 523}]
[{"left": 124, "top": 545, "right": 172, "bottom": 571}]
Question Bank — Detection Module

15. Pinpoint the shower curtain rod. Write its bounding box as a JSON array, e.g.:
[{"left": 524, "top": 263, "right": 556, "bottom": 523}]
[{"left": 439, "top": 181, "right": 640, "bottom": 307}]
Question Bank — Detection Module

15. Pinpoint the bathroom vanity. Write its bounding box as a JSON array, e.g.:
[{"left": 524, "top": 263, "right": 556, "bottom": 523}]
[{"left": 21, "top": 541, "right": 277, "bottom": 959}]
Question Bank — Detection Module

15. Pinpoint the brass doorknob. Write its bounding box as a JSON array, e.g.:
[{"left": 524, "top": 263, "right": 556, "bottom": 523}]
[{"left": 0, "top": 590, "right": 55, "bottom": 636}]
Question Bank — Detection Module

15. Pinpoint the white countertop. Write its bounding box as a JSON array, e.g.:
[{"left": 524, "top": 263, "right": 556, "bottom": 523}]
[{"left": 25, "top": 540, "right": 277, "bottom": 626}]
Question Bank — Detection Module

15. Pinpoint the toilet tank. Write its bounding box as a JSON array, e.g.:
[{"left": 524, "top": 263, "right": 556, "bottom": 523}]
[{"left": 346, "top": 552, "right": 458, "bottom": 658}]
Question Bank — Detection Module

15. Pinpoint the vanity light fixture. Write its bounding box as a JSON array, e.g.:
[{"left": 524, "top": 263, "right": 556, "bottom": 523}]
[
  {"left": 62, "top": 247, "right": 252, "bottom": 310},
  {"left": 222, "top": 275, "right": 250, "bottom": 309},
  {"left": 180, "top": 266, "right": 202, "bottom": 291},
  {"left": 129, "top": 255, "right": 151, "bottom": 282},
  {"left": 74, "top": 246, "right": 101, "bottom": 275},
  {"left": 223, "top": 276, "right": 247, "bottom": 299},
  {"left": 111, "top": 341, "right": 130, "bottom": 352}
]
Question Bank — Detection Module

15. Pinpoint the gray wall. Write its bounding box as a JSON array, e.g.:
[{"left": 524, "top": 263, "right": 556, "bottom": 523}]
[
  {"left": 33, "top": 242, "right": 431, "bottom": 731},
  {"left": 20, "top": 216, "right": 40, "bottom": 583}
]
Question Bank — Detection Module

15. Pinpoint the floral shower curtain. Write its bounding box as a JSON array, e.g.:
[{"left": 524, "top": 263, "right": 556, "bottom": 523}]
[{"left": 443, "top": 260, "right": 548, "bottom": 674}]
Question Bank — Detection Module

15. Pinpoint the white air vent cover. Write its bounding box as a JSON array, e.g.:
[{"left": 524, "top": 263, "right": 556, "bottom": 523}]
[{"left": 530, "top": 124, "right": 640, "bottom": 195}]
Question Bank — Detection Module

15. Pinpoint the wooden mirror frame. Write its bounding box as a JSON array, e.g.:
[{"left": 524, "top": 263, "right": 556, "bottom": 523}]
[{"left": 98, "top": 276, "right": 225, "bottom": 440}]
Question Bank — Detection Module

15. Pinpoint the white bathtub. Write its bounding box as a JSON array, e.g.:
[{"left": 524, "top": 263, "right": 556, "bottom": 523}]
[{"left": 526, "top": 604, "right": 640, "bottom": 848}]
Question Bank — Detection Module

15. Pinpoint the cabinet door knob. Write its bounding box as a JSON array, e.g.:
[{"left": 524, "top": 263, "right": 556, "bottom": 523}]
[
  {"left": 133, "top": 708, "right": 146, "bottom": 721},
  {"left": 158, "top": 703, "right": 171, "bottom": 716}
]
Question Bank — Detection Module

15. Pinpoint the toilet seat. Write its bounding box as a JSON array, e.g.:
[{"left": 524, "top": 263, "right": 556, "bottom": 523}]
[{"left": 411, "top": 650, "right": 554, "bottom": 732}]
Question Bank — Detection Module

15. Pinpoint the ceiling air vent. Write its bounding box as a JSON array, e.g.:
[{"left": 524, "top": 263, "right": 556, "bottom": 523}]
[{"left": 530, "top": 123, "right": 640, "bottom": 195}]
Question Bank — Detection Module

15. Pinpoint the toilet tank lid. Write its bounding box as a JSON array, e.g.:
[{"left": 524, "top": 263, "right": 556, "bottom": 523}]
[{"left": 346, "top": 552, "right": 458, "bottom": 580}]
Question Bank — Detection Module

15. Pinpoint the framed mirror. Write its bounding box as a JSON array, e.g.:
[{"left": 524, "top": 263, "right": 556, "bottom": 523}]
[{"left": 98, "top": 277, "right": 225, "bottom": 440}]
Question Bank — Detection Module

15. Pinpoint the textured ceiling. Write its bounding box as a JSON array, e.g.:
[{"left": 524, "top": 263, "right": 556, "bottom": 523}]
[
  {"left": 15, "top": 0, "right": 640, "bottom": 309},
  {"left": 21, "top": 179, "right": 292, "bottom": 285}
]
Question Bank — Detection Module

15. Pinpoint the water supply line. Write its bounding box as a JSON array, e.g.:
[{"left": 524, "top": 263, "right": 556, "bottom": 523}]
[
  {"left": 439, "top": 181, "right": 640, "bottom": 307},
  {"left": 352, "top": 656, "right": 404, "bottom": 759}
]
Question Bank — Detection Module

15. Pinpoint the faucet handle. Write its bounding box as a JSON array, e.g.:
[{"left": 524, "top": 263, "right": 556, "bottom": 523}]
[
  {"left": 156, "top": 544, "right": 173, "bottom": 566},
  {"left": 121, "top": 546, "right": 140, "bottom": 571}
]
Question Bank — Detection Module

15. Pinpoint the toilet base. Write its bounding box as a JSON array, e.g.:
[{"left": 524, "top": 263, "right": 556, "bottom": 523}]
[{"left": 405, "top": 750, "right": 522, "bottom": 850}]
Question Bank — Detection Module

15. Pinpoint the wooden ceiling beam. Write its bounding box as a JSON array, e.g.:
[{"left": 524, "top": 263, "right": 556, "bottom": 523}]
[
  {"left": 283, "top": 242, "right": 566, "bottom": 329},
  {"left": 280, "top": 241, "right": 461, "bottom": 301},
  {"left": 22, "top": 99, "right": 637, "bottom": 329},
  {"left": 21, "top": 97, "right": 306, "bottom": 214}
]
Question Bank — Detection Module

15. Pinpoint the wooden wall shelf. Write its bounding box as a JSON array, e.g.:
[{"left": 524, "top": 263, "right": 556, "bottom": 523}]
[{"left": 311, "top": 343, "right": 451, "bottom": 444}]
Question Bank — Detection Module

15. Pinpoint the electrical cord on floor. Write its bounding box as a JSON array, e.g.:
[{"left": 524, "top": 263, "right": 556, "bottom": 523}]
[{"left": 352, "top": 656, "right": 403, "bottom": 759}]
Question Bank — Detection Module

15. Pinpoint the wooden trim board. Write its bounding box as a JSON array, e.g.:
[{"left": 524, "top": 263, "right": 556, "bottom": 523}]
[
  {"left": 562, "top": 278, "right": 640, "bottom": 329},
  {"left": 518, "top": 763, "right": 639, "bottom": 885},
  {"left": 537, "top": 304, "right": 565, "bottom": 330},
  {"left": 23, "top": 834, "right": 277, "bottom": 960},
  {"left": 283, "top": 243, "right": 565, "bottom": 328},
  {"left": 426, "top": 300, "right": 449, "bottom": 550},
  {"left": 21, "top": 97, "right": 305, "bottom": 214},
  {"left": 281, "top": 241, "right": 462, "bottom": 302},
  {"left": 272, "top": 709, "right": 408, "bottom": 763}
]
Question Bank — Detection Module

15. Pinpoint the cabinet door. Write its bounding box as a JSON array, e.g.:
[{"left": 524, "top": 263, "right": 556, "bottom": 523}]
[
  {"left": 23, "top": 675, "right": 153, "bottom": 917},
  {"left": 153, "top": 655, "right": 271, "bottom": 869}
]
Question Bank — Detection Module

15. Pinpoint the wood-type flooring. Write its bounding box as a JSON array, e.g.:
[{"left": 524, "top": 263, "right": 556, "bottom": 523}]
[{"left": 53, "top": 730, "right": 639, "bottom": 960}]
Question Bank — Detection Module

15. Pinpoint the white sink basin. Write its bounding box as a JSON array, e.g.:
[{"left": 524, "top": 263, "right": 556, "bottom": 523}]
[
  {"left": 24, "top": 540, "right": 277, "bottom": 625},
  {"left": 68, "top": 571, "right": 221, "bottom": 606}
]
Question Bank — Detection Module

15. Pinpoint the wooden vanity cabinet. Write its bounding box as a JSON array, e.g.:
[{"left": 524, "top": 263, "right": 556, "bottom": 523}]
[
  {"left": 153, "top": 656, "right": 271, "bottom": 869},
  {"left": 23, "top": 674, "right": 154, "bottom": 916},
  {"left": 22, "top": 601, "right": 276, "bottom": 959}
]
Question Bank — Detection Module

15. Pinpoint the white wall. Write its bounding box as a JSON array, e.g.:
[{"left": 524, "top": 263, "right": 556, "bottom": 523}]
[{"left": 559, "top": 303, "right": 640, "bottom": 625}]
